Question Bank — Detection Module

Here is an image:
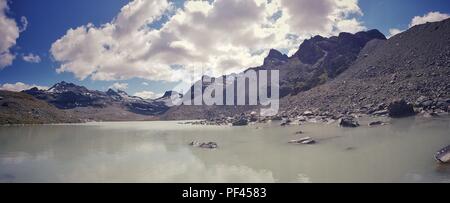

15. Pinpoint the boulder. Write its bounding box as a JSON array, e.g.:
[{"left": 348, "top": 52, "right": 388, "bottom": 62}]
[
  {"left": 435, "top": 145, "right": 450, "bottom": 164},
  {"left": 339, "top": 117, "right": 360, "bottom": 128},
  {"left": 232, "top": 118, "right": 248, "bottom": 126},
  {"left": 388, "top": 99, "right": 416, "bottom": 118}
]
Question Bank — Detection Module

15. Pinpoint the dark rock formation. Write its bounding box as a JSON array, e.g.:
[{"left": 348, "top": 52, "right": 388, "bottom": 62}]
[
  {"left": 232, "top": 118, "right": 248, "bottom": 126},
  {"left": 264, "top": 49, "right": 289, "bottom": 66},
  {"left": 388, "top": 99, "right": 416, "bottom": 118}
]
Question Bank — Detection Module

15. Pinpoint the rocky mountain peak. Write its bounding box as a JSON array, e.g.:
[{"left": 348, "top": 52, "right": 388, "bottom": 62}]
[
  {"left": 47, "top": 81, "right": 89, "bottom": 94},
  {"left": 264, "top": 49, "right": 288, "bottom": 65},
  {"left": 294, "top": 29, "right": 386, "bottom": 65}
]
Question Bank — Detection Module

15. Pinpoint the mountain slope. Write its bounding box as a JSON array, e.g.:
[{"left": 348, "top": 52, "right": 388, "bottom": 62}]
[
  {"left": 163, "top": 29, "right": 386, "bottom": 120},
  {"left": 0, "top": 91, "right": 79, "bottom": 125},
  {"left": 281, "top": 18, "right": 450, "bottom": 117}
]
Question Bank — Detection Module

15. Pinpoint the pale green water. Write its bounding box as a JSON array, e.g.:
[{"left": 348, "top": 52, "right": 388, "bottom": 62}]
[{"left": 0, "top": 116, "right": 449, "bottom": 183}]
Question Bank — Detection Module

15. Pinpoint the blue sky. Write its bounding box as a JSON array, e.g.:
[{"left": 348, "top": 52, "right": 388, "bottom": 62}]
[{"left": 1, "top": 0, "right": 449, "bottom": 98}]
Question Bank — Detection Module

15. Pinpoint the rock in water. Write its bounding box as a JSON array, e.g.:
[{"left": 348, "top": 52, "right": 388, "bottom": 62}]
[
  {"left": 435, "top": 145, "right": 450, "bottom": 164},
  {"left": 232, "top": 118, "right": 248, "bottom": 126},
  {"left": 388, "top": 99, "right": 416, "bottom": 118},
  {"left": 339, "top": 117, "right": 360, "bottom": 128},
  {"left": 289, "top": 137, "right": 316, "bottom": 145},
  {"left": 368, "top": 121, "right": 384, "bottom": 127},
  {"left": 190, "top": 141, "right": 218, "bottom": 149}
]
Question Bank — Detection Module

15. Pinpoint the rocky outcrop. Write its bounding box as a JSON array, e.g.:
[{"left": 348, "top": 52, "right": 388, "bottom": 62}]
[{"left": 263, "top": 49, "right": 288, "bottom": 66}]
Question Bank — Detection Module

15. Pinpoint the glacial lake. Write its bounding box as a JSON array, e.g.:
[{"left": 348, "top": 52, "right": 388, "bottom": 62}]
[{"left": 0, "top": 116, "right": 449, "bottom": 183}]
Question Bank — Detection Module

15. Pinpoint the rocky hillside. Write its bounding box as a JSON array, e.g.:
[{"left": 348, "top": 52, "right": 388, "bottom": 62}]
[
  {"left": 3, "top": 19, "right": 450, "bottom": 124},
  {"left": 163, "top": 30, "right": 387, "bottom": 120},
  {"left": 281, "top": 18, "right": 450, "bottom": 118},
  {"left": 0, "top": 91, "right": 79, "bottom": 125}
]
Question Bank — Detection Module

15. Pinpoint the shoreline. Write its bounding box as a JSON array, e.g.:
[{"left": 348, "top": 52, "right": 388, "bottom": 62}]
[{"left": 2, "top": 112, "right": 448, "bottom": 127}]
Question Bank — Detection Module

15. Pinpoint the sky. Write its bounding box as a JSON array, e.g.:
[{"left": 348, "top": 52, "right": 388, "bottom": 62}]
[{"left": 0, "top": 0, "right": 449, "bottom": 99}]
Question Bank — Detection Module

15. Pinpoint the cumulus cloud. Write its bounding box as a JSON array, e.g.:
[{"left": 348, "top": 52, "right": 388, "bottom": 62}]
[
  {"left": 134, "top": 91, "right": 163, "bottom": 99},
  {"left": 410, "top": 11, "right": 450, "bottom": 27},
  {"left": 22, "top": 53, "right": 41, "bottom": 63},
  {"left": 109, "top": 82, "right": 128, "bottom": 90},
  {"left": 0, "top": 0, "right": 19, "bottom": 69},
  {"left": 51, "top": 0, "right": 366, "bottom": 83},
  {"left": 0, "top": 82, "right": 48, "bottom": 92}
]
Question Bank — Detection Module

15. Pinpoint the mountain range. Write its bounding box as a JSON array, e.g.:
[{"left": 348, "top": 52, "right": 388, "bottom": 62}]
[{"left": 1, "top": 18, "right": 450, "bottom": 124}]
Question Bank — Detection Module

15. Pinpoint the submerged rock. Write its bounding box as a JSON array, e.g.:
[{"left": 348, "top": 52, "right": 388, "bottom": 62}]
[
  {"left": 339, "top": 117, "right": 360, "bottom": 128},
  {"left": 190, "top": 141, "right": 218, "bottom": 149},
  {"left": 368, "top": 121, "right": 385, "bottom": 127},
  {"left": 289, "top": 137, "right": 316, "bottom": 145},
  {"left": 388, "top": 99, "right": 416, "bottom": 118},
  {"left": 435, "top": 145, "right": 450, "bottom": 164}
]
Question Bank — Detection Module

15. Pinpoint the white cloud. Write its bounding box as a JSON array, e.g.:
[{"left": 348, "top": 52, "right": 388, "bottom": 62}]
[
  {"left": 22, "top": 53, "right": 41, "bottom": 63},
  {"left": 134, "top": 91, "right": 163, "bottom": 99},
  {"left": 0, "top": 82, "right": 48, "bottom": 92},
  {"left": 142, "top": 82, "right": 149, "bottom": 86},
  {"left": 410, "top": 11, "right": 450, "bottom": 28},
  {"left": 51, "top": 0, "right": 366, "bottom": 83},
  {"left": 0, "top": 0, "right": 19, "bottom": 69},
  {"left": 109, "top": 82, "right": 128, "bottom": 90},
  {"left": 388, "top": 28, "right": 403, "bottom": 38}
]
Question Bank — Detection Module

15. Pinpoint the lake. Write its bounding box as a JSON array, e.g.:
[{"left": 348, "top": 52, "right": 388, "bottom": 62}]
[{"left": 0, "top": 116, "right": 449, "bottom": 183}]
